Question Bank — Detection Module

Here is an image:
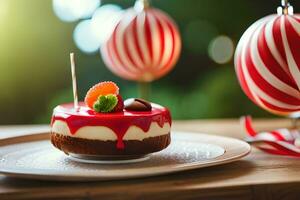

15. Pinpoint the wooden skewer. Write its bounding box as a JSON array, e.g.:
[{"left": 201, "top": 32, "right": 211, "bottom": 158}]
[{"left": 70, "top": 53, "right": 79, "bottom": 109}]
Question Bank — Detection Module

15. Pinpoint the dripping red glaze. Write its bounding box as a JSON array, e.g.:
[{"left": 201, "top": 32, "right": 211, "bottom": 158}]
[{"left": 51, "top": 102, "right": 172, "bottom": 149}]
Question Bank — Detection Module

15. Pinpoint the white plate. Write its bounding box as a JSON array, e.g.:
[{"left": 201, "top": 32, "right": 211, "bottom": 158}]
[{"left": 0, "top": 131, "right": 250, "bottom": 181}]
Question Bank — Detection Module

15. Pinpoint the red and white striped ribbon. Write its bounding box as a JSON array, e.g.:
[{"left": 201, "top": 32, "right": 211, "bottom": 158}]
[{"left": 241, "top": 116, "right": 300, "bottom": 157}]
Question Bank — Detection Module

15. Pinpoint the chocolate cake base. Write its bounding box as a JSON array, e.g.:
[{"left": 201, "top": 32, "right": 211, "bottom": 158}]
[{"left": 51, "top": 133, "right": 171, "bottom": 157}]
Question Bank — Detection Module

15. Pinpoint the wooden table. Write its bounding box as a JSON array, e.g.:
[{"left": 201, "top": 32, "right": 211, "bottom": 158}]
[{"left": 0, "top": 119, "right": 300, "bottom": 200}]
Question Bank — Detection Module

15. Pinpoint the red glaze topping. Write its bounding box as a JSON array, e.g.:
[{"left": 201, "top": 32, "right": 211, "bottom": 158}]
[{"left": 51, "top": 102, "right": 172, "bottom": 149}]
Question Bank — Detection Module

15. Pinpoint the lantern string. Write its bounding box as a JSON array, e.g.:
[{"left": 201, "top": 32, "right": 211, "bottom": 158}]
[
  {"left": 141, "top": 0, "right": 150, "bottom": 8},
  {"left": 134, "top": 0, "right": 150, "bottom": 12},
  {"left": 277, "top": 0, "right": 293, "bottom": 15},
  {"left": 282, "top": 0, "right": 289, "bottom": 15}
]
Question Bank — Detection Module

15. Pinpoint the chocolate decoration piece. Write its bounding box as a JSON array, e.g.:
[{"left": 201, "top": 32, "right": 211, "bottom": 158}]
[{"left": 124, "top": 98, "right": 152, "bottom": 111}]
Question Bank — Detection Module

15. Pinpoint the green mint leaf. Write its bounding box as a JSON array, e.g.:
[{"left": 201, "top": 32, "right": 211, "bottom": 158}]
[{"left": 93, "top": 94, "right": 118, "bottom": 113}]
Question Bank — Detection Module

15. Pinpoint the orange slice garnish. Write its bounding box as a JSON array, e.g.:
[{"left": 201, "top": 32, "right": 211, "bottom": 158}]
[{"left": 84, "top": 81, "right": 119, "bottom": 109}]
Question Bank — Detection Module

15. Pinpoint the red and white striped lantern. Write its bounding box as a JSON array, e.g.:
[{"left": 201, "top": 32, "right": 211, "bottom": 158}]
[
  {"left": 100, "top": 1, "right": 181, "bottom": 82},
  {"left": 234, "top": 2, "right": 300, "bottom": 117}
]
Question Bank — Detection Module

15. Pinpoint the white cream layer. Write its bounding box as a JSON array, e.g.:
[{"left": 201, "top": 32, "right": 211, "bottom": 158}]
[{"left": 51, "top": 120, "right": 170, "bottom": 141}]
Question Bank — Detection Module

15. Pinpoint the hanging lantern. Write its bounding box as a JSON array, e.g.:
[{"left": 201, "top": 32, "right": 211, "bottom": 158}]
[
  {"left": 235, "top": 0, "right": 300, "bottom": 117},
  {"left": 100, "top": 0, "right": 181, "bottom": 83}
]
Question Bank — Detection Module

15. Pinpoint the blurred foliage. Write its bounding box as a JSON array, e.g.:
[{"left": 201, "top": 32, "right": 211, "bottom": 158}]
[{"left": 1, "top": 0, "right": 292, "bottom": 124}]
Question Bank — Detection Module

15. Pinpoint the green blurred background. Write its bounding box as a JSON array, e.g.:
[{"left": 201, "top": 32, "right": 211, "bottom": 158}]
[{"left": 1, "top": 0, "right": 292, "bottom": 124}]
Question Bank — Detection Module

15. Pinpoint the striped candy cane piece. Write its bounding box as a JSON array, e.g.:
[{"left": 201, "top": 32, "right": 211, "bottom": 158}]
[{"left": 241, "top": 116, "right": 300, "bottom": 157}]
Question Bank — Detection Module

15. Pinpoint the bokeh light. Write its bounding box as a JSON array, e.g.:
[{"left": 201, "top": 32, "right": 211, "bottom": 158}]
[
  {"left": 184, "top": 20, "right": 218, "bottom": 54},
  {"left": 73, "top": 20, "right": 100, "bottom": 53},
  {"left": 52, "top": 0, "right": 100, "bottom": 22},
  {"left": 73, "top": 4, "right": 123, "bottom": 53},
  {"left": 90, "top": 4, "right": 123, "bottom": 45},
  {"left": 208, "top": 35, "right": 234, "bottom": 64}
]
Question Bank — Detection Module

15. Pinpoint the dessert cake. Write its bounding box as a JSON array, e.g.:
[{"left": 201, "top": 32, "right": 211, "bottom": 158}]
[{"left": 50, "top": 81, "right": 171, "bottom": 159}]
